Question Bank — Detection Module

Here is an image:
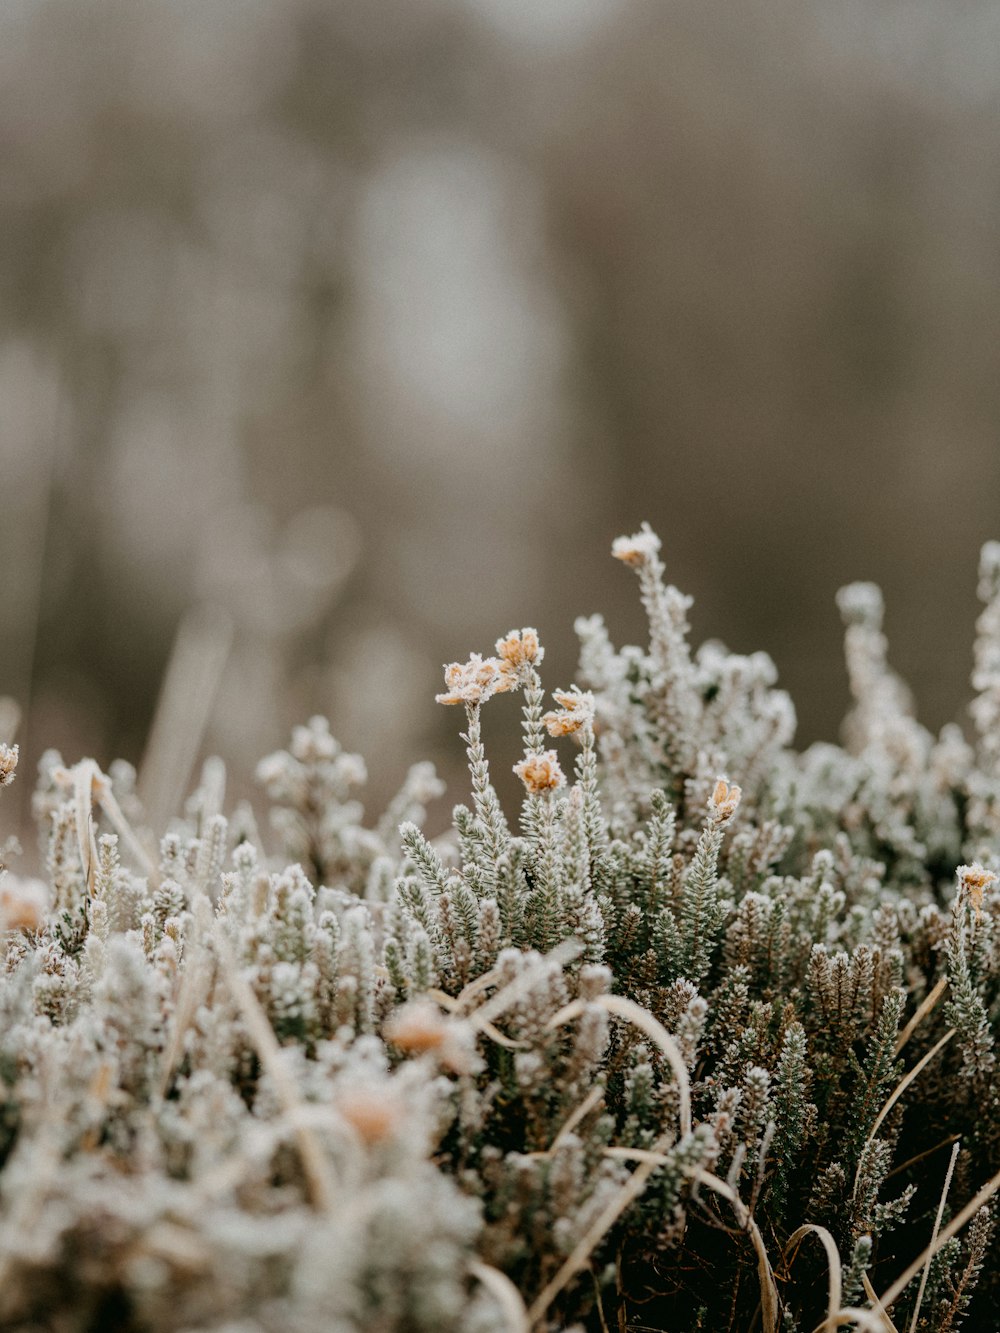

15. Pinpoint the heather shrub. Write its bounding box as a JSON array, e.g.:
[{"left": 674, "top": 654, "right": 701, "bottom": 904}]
[{"left": 1, "top": 528, "right": 998, "bottom": 1332}]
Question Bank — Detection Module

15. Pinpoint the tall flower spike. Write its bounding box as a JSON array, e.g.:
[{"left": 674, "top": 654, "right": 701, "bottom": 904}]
[
  {"left": 611, "top": 524, "right": 661, "bottom": 567},
  {"left": 610, "top": 523, "right": 699, "bottom": 782}
]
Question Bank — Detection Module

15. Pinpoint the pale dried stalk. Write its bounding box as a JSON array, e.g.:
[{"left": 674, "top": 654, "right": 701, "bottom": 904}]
[
  {"left": 213, "top": 928, "right": 334, "bottom": 1212},
  {"left": 470, "top": 1260, "right": 530, "bottom": 1333},
  {"left": 98, "top": 779, "right": 160, "bottom": 886},
  {"left": 894, "top": 975, "right": 948, "bottom": 1057},
  {"left": 806, "top": 1295, "right": 892, "bottom": 1333},
  {"left": 64, "top": 757, "right": 160, "bottom": 887},
  {"left": 453, "top": 964, "right": 504, "bottom": 1008},
  {"left": 599, "top": 1150, "right": 779, "bottom": 1333},
  {"left": 861, "top": 1274, "right": 900, "bottom": 1332},
  {"left": 428, "top": 986, "right": 527, "bottom": 1049},
  {"left": 72, "top": 760, "right": 100, "bottom": 894},
  {"left": 526, "top": 1134, "right": 667, "bottom": 1327},
  {"left": 885, "top": 1133, "right": 960, "bottom": 1183},
  {"left": 908, "top": 1140, "right": 961, "bottom": 1333},
  {"left": 468, "top": 938, "right": 582, "bottom": 1031},
  {"left": 139, "top": 605, "right": 233, "bottom": 830},
  {"left": 548, "top": 992, "right": 691, "bottom": 1138},
  {"left": 158, "top": 951, "right": 215, "bottom": 1097},
  {"left": 549, "top": 1085, "right": 605, "bottom": 1154},
  {"left": 877, "top": 1163, "right": 1000, "bottom": 1313},
  {"left": 783, "top": 1223, "right": 842, "bottom": 1333},
  {"left": 194, "top": 755, "right": 227, "bottom": 827}
]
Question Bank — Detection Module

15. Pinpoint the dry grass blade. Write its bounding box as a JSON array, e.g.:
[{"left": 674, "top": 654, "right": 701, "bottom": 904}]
[
  {"left": 908, "top": 1139, "right": 960, "bottom": 1333},
  {"left": 605, "top": 1146, "right": 666, "bottom": 1165},
  {"left": 548, "top": 993, "right": 691, "bottom": 1139},
  {"left": 213, "top": 928, "right": 334, "bottom": 1212},
  {"left": 0, "top": 698, "right": 20, "bottom": 746},
  {"left": 861, "top": 1273, "right": 900, "bottom": 1332},
  {"left": 62, "top": 756, "right": 160, "bottom": 887},
  {"left": 852, "top": 1027, "right": 954, "bottom": 1198},
  {"left": 469, "top": 938, "right": 582, "bottom": 1031},
  {"left": 72, "top": 760, "right": 100, "bottom": 894},
  {"left": 453, "top": 965, "right": 503, "bottom": 1008},
  {"left": 686, "top": 1165, "right": 779, "bottom": 1333},
  {"left": 194, "top": 754, "right": 227, "bottom": 827},
  {"left": 783, "top": 1223, "right": 842, "bottom": 1332},
  {"left": 157, "top": 951, "right": 214, "bottom": 1097},
  {"left": 477, "top": 1018, "right": 529, "bottom": 1050},
  {"left": 98, "top": 780, "right": 160, "bottom": 886},
  {"left": 806, "top": 1302, "right": 892, "bottom": 1333},
  {"left": 526, "top": 1135, "right": 665, "bottom": 1327},
  {"left": 549, "top": 1085, "right": 605, "bottom": 1154},
  {"left": 877, "top": 1163, "right": 1000, "bottom": 1313},
  {"left": 470, "top": 1260, "right": 530, "bottom": 1333},
  {"left": 885, "top": 1133, "right": 961, "bottom": 1183},
  {"left": 139, "top": 605, "right": 233, "bottom": 831},
  {"left": 894, "top": 975, "right": 948, "bottom": 1057},
  {"left": 428, "top": 987, "right": 528, "bottom": 1049},
  {"left": 602, "top": 1148, "right": 779, "bottom": 1333}
]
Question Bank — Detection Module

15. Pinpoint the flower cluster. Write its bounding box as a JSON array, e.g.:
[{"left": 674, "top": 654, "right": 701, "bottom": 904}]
[
  {"left": 543, "top": 686, "right": 595, "bottom": 737},
  {"left": 435, "top": 652, "right": 515, "bottom": 706},
  {"left": 958, "top": 863, "right": 998, "bottom": 921},
  {"left": 513, "top": 749, "right": 567, "bottom": 794},
  {"left": 494, "top": 625, "right": 543, "bottom": 673},
  {"left": 709, "top": 776, "right": 742, "bottom": 822},
  {"left": 436, "top": 629, "right": 544, "bottom": 707}
]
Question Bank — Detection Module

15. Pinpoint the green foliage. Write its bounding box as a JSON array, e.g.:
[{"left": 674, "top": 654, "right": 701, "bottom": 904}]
[{"left": 0, "top": 527, "right": 998, "bottom": 1331}]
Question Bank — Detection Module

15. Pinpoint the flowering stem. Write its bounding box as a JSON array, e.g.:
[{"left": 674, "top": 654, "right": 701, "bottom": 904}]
[{"left": 464, "top": 704, "right": 510, "bottom": 879}]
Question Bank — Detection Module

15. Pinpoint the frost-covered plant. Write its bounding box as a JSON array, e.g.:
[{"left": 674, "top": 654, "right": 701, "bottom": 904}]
[{"left": 1, "top": 527, "right": 999, "bottom": 1332}]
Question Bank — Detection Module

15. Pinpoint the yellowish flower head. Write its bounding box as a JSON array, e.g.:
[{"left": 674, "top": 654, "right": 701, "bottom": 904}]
[
  {"left": 495, "top": 627, "right": 543, "bottom": 667},
  {"left": 710, "top": 778, "right": 742, "bottom": 823},
  {"left": 514, "top": 750, "right": 566, "bottom": 795},
  {"left": 958, "top": 863, "right": 998, "bottom": 921},
  {"left": 0, "top": 877, "right": 48, "bottom": 933},
  {"left": 337, "top": 1086, "right": 404, "bottom": 1146},
  {"left": 436, "top": 654, "right": 508, "bottom": 707},
  {"left": 543, "top": 687, "right": 595, "bottom": 737}
]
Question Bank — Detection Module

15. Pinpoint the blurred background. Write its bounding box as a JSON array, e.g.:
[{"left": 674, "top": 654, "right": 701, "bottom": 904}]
[{"left": 2, "top": 0, "right": 1000, "bottom": 835}]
